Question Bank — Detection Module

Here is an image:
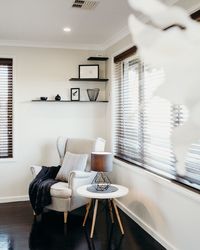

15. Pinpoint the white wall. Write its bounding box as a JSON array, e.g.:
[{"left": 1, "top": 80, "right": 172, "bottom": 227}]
[
  {"left": 0, "top": 46, "right": 107, "bottom": 201},
  {"left": 105, "top": 35, "right": 200, "bottom": 250}
]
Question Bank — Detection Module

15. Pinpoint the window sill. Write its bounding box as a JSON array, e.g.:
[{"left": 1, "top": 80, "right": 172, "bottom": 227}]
[
  {"left": 114, "top": 158, "right": 200, "bottom": 203},
  {"left": 0, "top": 158, "right": 16, "bottom": 163}
]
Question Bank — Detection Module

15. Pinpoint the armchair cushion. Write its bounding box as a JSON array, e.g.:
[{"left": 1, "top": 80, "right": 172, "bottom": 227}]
[
  {"left": 55, "top": 151, "right": 88, "bottom": 182},
  {"left": 50, "top": 182, "right": 72, "bottom": 198}
]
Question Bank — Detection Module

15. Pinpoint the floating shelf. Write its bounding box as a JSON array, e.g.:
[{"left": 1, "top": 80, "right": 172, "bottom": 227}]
[
  {"left": 69, "top": 78, "right": 109, "bottom": 82},
  {"left": 87, "top": 57, "right": 109, "bottom": 61},
  {"left": 32, "top": 100, "right": 108, "bottom": 103}
]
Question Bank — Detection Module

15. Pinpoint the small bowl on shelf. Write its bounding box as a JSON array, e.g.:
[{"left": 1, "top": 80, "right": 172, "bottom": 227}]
[{"left": 40, "top": 97, "right": 48, "bottom": 101}]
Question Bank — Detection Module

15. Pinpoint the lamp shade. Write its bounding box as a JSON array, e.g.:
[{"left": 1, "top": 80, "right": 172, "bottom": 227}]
[{"left": 91, "top": 152, "right": 112, "bottom": 172}]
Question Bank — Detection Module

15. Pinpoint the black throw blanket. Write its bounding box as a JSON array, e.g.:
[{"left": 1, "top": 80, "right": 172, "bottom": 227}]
[{"left": 29, "top": 166, "right": 61, "bottom": 215}]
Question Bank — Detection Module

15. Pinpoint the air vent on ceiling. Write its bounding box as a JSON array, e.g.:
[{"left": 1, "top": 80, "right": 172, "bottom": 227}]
[{"left": 72, "top": 0, "right": 99, "bottom": 10}]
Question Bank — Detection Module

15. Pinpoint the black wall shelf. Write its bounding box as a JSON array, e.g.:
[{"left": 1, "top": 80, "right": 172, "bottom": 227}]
[
  {"left": 32, "top": 100, "right": 108, "bottom": 103},
  {"left": 69, "top": 78, "right": 109, "bottom": 82},
  {"left": 87, "top": 57, "right": 109, "bottom": 61}
]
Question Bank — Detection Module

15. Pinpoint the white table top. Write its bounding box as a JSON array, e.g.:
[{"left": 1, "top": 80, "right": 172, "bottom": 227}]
[{"left": 77, "top": 184, "right": 128, "bottom": 199}]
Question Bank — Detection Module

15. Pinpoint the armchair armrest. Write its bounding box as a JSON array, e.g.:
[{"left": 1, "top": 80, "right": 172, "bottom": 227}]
[
  {"left": 30, "top": 165, "right": 42, "bottom": 178},
  {"left": 69, "top": 171, "right": 94, "bottom": 179},
  {"left": 68, "top": 170, "right": 96, "bottom": 211},
  {"left": 68, "top": 170, "right": 96, "bottom": 190}
]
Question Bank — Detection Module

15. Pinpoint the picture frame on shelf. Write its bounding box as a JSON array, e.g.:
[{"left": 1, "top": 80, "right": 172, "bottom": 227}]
[
  {"left": 70, "top": 88, "right": 80, "bottom": 101},
  {"left": 79, "top": 64, "right": 99, "bottom": 79}
]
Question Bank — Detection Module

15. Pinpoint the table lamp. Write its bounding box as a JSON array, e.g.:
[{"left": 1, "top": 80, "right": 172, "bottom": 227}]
[{"left": 90, "top": 152, "right": 112, "bottom": 191}]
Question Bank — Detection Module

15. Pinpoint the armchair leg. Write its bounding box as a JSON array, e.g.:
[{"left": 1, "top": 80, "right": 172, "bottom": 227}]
[{"left": 64, "top": 212, "right": 68, "bottom": 224}]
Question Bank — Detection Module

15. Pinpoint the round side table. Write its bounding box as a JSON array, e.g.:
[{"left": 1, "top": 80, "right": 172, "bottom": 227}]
[{"left": 77, "top": 184, "right": 128, "bottom": 238}]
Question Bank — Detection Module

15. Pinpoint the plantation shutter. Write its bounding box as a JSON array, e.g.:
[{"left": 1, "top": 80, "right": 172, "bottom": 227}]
[{"left": 0, "top": 58, "right": 13, "bottom": 158}]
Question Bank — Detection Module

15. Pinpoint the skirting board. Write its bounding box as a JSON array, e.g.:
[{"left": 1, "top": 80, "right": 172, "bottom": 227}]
[
  {"left": 0, "top": 195, "right": 29, "bottom": 203},
  {"left": 115, "top": 200, "right": 177, "bottom": 250}
]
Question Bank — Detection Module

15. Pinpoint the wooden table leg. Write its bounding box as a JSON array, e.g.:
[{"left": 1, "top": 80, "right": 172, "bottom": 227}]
[
  {"left": 90, "top": 199, "right": 98, "bottom": 238},
  {"left": 108, "top": 199, "right": 114, "bottom": 223},
  {"left": 64, "top": 211, "right": 68, "bottom": 224},
  {"left": 112, "top": 199, "right": 124, "bottom": 234},
  {"left": 83, "top": 199, "right": 92, "bottom": 227}
]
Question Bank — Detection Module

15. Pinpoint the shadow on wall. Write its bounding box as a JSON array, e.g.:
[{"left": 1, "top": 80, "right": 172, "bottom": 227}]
[
  {"left": 113, "top": 168, "right": 161, "bottom": 227},
  {"left": 126, "top": 191, "right": 173, "bottom": 242},
  {"left": 129, "top": 199, "right": 156, "bottom": 228},
  {"left": 112, "top": 164, "right": 173, "bottom": 242}
]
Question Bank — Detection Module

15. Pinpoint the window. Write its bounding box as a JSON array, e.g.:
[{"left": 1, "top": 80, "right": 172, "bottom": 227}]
[
  {"left": 114, "top": 48, "right": 200, "bottom": 191},
  {"left": 0, "top": 58, "right": 13, "bottom": 159}
]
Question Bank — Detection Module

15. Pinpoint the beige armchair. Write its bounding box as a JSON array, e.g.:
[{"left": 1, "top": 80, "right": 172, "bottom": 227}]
[{"left": 30, "top": 137, "right": 105, "bottom": 223}]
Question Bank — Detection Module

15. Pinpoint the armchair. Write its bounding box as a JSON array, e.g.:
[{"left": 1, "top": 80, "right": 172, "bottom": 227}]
[{"left": 30, "top": 137, "right": 105, "bottom": 223}]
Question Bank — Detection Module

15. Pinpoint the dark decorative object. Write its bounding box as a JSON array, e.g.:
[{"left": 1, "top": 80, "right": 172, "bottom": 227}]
[
  {"left": 40, "top": 97, "right": 48, "bottom": 101},
  {"left": 79, "top": 64, "right": 99, "bottom": 79},
  {"left": 55, "top": 94, "right": 61, "bottom": 101},
  {"left": 70, "top": 88, "right": 80, "bottom": 101},
  {"left": 90, "top": 152, "right": 114, "bottom": 192},
  {"left": 87, "top": 88, "right": 100, "bottom": 101}
]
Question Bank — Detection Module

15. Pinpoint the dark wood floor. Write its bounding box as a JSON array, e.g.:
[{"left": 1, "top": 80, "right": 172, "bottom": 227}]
[{"left": 0, "top": 201, "right": 165, "bottom": 250}]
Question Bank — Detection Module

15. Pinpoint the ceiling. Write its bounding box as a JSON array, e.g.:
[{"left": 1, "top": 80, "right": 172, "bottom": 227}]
[{"left": 0, "top": 0, "right": 199, "bottom": 50}]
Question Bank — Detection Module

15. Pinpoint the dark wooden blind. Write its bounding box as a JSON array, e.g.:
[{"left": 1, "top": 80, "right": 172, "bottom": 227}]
[
  {"left": 191, "top": 9, "right": 200, "bottom": 21},
  {"left": 114, "top": 50, "right": 200, "bottom": 190},
  {"left": 0, "top": 58, "right": 13, "bottom": 158},
  {"left": 114, "top": 46, "right": 137, "bottom": 63},
  {"left": 114, "top": 57, "right": 176, "bottom": 175}
]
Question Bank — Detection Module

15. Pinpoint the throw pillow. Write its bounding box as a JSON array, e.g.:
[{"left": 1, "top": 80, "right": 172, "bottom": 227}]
[{"left": 55, "top": 151, "right": 88, "bottom": 182}]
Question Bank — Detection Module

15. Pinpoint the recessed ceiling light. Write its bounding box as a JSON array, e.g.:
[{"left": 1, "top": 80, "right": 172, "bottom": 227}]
[{"left": 63, "top": 27, "right": 71, "bottom": 32}]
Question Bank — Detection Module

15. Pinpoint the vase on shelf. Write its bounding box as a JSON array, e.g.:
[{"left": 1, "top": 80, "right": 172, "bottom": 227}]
[
  {"left": 87, "top": 88, "right": 100, "bottom": 101},
  {"left": 55, "top": 94, "right": 61, "bottom": 101}
]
